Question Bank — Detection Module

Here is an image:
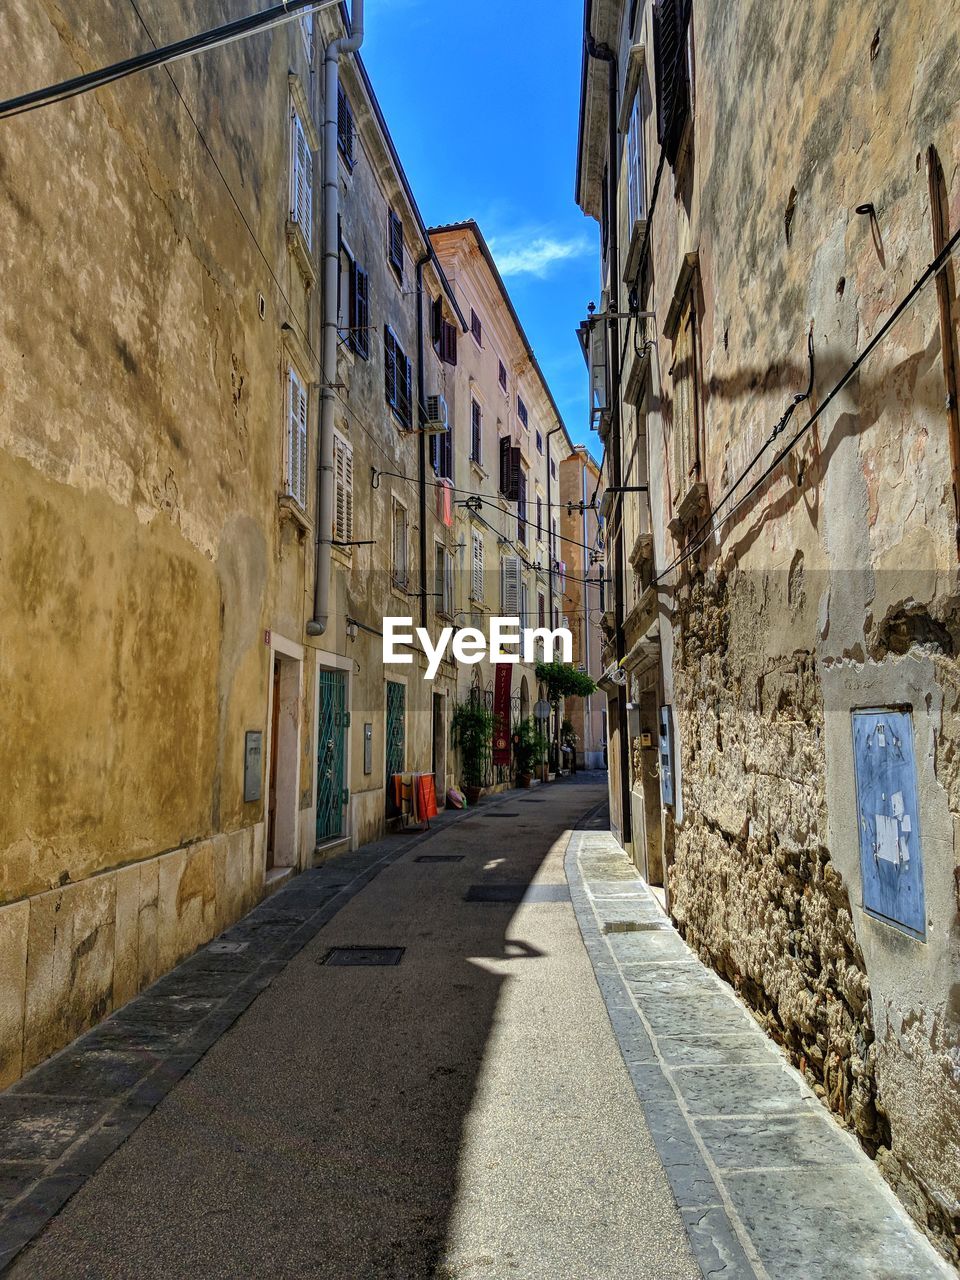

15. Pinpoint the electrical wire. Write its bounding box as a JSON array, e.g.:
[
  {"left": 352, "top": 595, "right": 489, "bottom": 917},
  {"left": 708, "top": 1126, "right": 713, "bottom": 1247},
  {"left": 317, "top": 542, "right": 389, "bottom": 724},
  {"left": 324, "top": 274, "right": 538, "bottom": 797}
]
[
  {"left": 653, "top": 225, "right": 960, "bottom": 585},
  {"left": 0, "top": 0, "right": 333, "bottom": 121}
]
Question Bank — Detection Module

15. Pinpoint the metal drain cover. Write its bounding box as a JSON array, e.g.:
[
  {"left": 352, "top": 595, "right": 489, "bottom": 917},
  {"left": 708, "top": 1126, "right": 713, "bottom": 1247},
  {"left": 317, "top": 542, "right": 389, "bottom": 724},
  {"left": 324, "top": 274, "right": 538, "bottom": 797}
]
[
  {"left": 482, "top": 812, "right": 521, "bottom": 818},
  {"left": 602, "top": 920, "right": 669, "bottom": 933},
  {"left": 322, "top": 946, "right": 405, "bottom": 966},
  {"left": 465, "top": 884, "right": 570, "bottom": 904},
  {"left": 415, "top": 854, "right": 465, "bottom": 863}
]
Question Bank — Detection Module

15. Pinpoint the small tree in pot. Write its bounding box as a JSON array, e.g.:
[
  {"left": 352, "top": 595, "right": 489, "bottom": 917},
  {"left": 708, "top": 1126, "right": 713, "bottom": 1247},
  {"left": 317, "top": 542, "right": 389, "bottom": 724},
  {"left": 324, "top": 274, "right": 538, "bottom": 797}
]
[
  {"left": 513, "top": 717, "right": 547, "bottom": 788},
  {"left": 452, "top": 700, "right": 494, "bottom": 805}
]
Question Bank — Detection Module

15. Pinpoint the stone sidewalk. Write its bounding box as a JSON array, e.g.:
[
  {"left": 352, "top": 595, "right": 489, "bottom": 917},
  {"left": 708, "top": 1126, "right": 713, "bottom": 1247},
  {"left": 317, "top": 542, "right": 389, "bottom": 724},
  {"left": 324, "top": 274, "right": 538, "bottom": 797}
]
[{"left": 566, "top": 826, "right": 954, "bottom": 1279}]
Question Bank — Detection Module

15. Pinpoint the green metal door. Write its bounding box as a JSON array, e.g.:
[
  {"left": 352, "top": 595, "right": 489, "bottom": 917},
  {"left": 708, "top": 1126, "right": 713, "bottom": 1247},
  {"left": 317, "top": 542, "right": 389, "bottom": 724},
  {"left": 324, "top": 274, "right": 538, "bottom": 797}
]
[
  {"left": 386, "top": 680, "right": 406, "bottom": 782},
  {"left": 316, "top": 669, "right": 347, "bottom": 843}
]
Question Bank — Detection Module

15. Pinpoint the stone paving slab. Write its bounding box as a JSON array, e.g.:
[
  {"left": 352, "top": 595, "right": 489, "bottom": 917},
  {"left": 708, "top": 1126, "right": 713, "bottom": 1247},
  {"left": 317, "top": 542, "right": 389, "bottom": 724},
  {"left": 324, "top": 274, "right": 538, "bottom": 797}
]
[
  {"left": 0, "top": 792, "right": 514, "bottom": 1275},
  {"left": 565, "top": 825, "right": 955, "bottom": 1280}
]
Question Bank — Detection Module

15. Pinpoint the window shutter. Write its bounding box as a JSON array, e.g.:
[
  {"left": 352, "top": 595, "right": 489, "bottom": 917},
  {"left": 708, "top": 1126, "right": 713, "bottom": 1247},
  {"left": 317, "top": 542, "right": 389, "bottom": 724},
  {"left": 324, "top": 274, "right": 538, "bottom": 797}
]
[
  {"left": 499, "top": 436, "right": 510, "bottom": 495},
  {"left": 471, "top": 309, "right": 482, "bottom": 345},
  {"left": 384, "top": 327, "right": 396, "bottom": 408},
  {"left": 337, "top": 86, "right": 354, "bottom": 165},
  {"left": 517, "top": 468, "right": 527, "bottom": 544},
  {"left": 398, "top": 352, "right": 412, "bottom": 428},
  {"left": 471, "top": 400, "right": 482, "bottom": 463},
  {"left": 288, "top": 368, "right": 308, "bottom": 509},
  {"left": 441, "top": 320, "right": 458, "bottom": 366},
  {"left": 393, "top": 504, "right": 407, "bottom": 584},
  {"left": 506, "top": 446, "right": 522, "bottom": 500},
  {"left": 652, "top": 0, "right": 691, "bottom": 166},
  {"left": 472, "top": 531, "right": 484, "bottom": 602},
  {"left": 536, "top": 496, "right": 542, "bottom": 540},
  {"left": 432, "top": 296, "right": 443, "bottom": 350},
  {"left": 291, "top": 112, "right": 313, "bottom": 245},
  {"left": 628, "top": 96, "right": 645, "bottom": 226},
  {"left": 499, "top": 360, "right": 507, "bottom": 392},
  {"left": 501, "top": 555, "right": 521, "bottom": 615},
  {"left": 388, "top": 210, "right": 404, "bottom": 275},
  {"left": 353, "top": 267, "right": 369, "bottom": 358},
  {"left": 334, "top": 434, "right": 353, "bottom": 542},
  {"left": 538, "top": 592, "right": 546, "bottom": 628}
]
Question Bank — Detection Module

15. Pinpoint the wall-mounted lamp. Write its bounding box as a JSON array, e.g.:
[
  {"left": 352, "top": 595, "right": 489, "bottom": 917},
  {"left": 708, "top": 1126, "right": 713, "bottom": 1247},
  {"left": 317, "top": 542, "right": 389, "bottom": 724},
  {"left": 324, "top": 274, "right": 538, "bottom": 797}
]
[{"left": 346, "top": 621, "right": 359, "bottom": 642}]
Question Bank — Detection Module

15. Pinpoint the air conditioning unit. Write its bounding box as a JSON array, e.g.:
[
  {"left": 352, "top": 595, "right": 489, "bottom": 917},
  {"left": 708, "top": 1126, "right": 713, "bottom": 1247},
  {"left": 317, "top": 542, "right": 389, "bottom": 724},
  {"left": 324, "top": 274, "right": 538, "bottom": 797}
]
[{"left": 423, "top": 394, "right": 449, "bottom": 434}]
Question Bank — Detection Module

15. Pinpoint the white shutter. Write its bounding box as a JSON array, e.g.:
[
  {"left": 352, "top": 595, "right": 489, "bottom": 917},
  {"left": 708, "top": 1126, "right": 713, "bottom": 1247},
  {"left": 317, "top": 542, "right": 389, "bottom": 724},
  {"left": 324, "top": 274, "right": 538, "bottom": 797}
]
[
  {"left": 287, "top": 367, "right": 308, "bottom": 508},
  {"left": 291, "top": 110, "right": 312, "bottom": 244},
  {"left": 501, "top": 555, "right": 521, "bottom": 614},
  {"left": 471, "top": 531, "right": 484, "bottom": 602},
  {"left": 334, "top": 433, "right": 354, "bottom": 543},
  {"left": 393, "top": 503, "right": 407, "bottom": 585}
]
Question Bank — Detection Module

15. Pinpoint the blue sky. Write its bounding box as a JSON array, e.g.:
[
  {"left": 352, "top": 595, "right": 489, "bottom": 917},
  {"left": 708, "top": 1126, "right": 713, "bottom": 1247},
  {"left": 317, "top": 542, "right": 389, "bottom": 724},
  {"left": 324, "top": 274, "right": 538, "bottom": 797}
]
[{"left": 361, "top": 0, "right": 598, "bottom": 445}]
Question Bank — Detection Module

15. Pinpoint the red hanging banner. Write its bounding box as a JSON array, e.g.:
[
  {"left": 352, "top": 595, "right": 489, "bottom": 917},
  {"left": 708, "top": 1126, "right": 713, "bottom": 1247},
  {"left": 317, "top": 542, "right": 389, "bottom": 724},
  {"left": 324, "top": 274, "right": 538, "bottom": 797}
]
[{"left": 492, "top": 662, "right": 512, "bottom": 766}]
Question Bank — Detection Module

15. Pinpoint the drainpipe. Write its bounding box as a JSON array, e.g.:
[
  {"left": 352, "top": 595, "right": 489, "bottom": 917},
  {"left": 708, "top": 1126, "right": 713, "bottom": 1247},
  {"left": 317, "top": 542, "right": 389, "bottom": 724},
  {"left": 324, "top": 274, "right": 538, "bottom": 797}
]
[
  {"left": 586, "top": 33, "right": 631, "bottom": 845},
  {"left": 581, "top": 459, "right": 592, "bottom": 762},
  {"left": 307, "top": 0, "right": 365, "bottom": 637},
  {"left": 416, "top": 253, "right": 431, "bottom": 631}
]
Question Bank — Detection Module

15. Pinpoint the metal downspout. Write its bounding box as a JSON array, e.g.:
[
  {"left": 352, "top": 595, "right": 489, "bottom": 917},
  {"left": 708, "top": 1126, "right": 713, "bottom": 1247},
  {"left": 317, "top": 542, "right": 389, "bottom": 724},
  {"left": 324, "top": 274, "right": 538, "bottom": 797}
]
[{"left": 307, "top": 0, "right": 365, "bottom": 636}]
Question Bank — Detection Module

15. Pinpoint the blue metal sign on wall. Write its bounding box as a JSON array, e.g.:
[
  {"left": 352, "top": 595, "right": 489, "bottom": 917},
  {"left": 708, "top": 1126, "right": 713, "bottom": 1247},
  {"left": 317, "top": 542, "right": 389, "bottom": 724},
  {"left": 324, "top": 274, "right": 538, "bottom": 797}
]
[
  {"left": 658, "top": 705, "right": 675, "bottom": 809},
  {"left": 851, "top": 708, "right": 926, "bottom": 939}
]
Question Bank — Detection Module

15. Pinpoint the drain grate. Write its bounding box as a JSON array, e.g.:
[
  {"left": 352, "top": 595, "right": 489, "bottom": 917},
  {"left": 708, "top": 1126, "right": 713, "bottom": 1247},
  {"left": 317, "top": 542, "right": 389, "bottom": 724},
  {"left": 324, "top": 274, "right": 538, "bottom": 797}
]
[
  {"left": 321, "top": 946, "right": 405, "bottom": 966},
  {"left": 465, "top": 884, "right": 571, "bottom": 904},
  {"left": 602, "top": 920, "right": 670, "bottom": 934},
  {"left": 482, "top": 812, "right": 521, "bottom": 818},
  {"left": 415, "top": 854, "right": 465, "bottom": 863}
]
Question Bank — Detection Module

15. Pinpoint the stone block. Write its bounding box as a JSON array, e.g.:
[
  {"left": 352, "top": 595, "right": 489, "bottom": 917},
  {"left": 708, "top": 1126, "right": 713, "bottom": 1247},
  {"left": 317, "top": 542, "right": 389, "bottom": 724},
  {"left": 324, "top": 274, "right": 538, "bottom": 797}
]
[
  {"left": 112, "top": 864, "right": 141, "bottom": 1008},
  {"left": 136, "top": 857, "right": 160, "bottom": 990},
  {"left": 0, "top": 900, "right": 29, "bottom": 1087},
  {"left": 23, "top": 877, "right": 116, "bottom": 1072}
]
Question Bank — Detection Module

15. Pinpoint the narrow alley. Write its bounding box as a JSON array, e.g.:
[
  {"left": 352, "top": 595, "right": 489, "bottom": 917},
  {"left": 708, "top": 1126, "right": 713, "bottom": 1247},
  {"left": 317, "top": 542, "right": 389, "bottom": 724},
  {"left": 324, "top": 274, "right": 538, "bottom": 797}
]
[{"left": 0, "top": 779, "right": 948, "bottom": 1278}]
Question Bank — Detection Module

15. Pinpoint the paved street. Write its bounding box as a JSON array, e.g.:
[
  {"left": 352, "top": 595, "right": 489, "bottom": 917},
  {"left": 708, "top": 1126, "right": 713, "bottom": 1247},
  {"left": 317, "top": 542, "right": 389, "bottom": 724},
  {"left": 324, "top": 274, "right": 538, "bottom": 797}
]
[{"left": 0, "top": 776, "right": 951, "bottom": 1278}]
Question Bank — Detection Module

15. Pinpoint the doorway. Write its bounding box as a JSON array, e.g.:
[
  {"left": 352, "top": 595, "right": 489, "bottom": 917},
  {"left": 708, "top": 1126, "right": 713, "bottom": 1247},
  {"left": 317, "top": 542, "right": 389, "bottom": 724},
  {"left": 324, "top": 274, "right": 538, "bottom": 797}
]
[
  {"left": 267, "top": 651, "right": 302, "bottom": 870},
  {"left": 316, "top": 668, "right": 347, "bottom": 844},
  {"left": 432, "top": 692, "right": 446, "bottom": 801}
]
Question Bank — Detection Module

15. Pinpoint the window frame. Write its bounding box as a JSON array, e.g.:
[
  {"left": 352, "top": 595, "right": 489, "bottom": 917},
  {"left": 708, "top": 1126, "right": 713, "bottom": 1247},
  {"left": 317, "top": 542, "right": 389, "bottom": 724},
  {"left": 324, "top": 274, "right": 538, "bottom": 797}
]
[{"left": 470, "top": 308, "right": 483, "bottom": 347}]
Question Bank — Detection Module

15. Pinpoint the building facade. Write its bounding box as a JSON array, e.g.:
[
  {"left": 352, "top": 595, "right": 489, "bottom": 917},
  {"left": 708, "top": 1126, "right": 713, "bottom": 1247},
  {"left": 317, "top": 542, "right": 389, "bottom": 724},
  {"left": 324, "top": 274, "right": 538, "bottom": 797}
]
[
  {"left": 577, "top": 0, "right": 960, "bottom": 1260},
  {"left": 429, "top": 222, "right": 575, "bottom": 773},
  {"left": 0, "top": 0, "right": 518, "bottom": 1086},
  {"left": 559, "top": 447, "right": 607, "bottom": 767}
]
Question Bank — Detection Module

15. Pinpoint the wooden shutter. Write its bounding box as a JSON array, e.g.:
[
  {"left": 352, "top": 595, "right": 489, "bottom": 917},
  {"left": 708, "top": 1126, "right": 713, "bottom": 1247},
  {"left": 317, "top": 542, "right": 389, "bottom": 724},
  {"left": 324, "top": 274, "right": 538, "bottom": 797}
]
[
  {"left": 393, "top": 503, "right": 407, "bottom": 584},
  {"left": 432, "top": 296, "right": 443, "bottom": 351},
  {"left": 538, "top": 592, "right": 546, "bottom": 628},
  {"left": 291, "top": 111, "right": 313, "bottom": 242},
  {"left": 517, "top": 468, "right": 527, "bottom": 544},
  {"left": 397, "top": 350, "right": 412, "bottom": 428},
  {"left": 652, "top": 0, "right": 691, "bottom": 166},
  {"left": 334, "top": 433, "right": 353, "bottom": 542},
  {"left": 471, "top": 309, "right": 482, "bottom": 345},
  {"left": 288, "top": 368, "right": 308, "bottom": 509},
  {"left": 388, "top": 210, "right": 404, "bottom": 275},
  {"left": 499, "top": 360, "right": 507, "bottom": 392},
  {"left": 499, "top": 436, "right": 510, "bottom": 495},
  {"left": 350, "top": 265, "right": 369, "bottom": 358},
  {"left": 471, "top": 531, "right": 484, "bottom": 601},
  {"left": 471, "top": 400, "right": 482, "bottom": 463},
  {"left": 501, "top": 555, "right": 521, "bottom": 614},
  {"left": 517, "top": 396, "right": 528, "bottom": 427},
  {"left": 384, "top": 327, "right": 397, "bottom": 409},
  {"left": 337, "top": 86, "right": 354, "bottom": 165},
  {"left": 441, "top": 320, "right": 458, "bottom": 366},
  {"left": 536, "top": 496, "right": 542, "bottom": 540}
]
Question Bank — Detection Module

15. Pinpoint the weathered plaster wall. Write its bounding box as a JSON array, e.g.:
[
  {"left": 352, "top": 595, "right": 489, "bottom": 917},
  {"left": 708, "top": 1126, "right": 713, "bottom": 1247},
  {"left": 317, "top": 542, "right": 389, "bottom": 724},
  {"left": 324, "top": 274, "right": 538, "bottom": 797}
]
[
  {"left": 0, "top": 0, "right": 319, "bottom": 1079},
  {"left": 646, "top": 0, "right": 960, "bottom": 1259}
]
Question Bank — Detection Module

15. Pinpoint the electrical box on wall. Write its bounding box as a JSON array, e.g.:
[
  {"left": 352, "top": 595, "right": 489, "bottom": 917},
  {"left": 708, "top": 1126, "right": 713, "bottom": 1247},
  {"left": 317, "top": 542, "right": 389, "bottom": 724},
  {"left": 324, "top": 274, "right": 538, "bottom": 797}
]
[
  {"left": 851, "top": 708, "right": 926, "bottom": 938},
  {"left": 658, "top": 705, "right": 675, "bottom": 808}
]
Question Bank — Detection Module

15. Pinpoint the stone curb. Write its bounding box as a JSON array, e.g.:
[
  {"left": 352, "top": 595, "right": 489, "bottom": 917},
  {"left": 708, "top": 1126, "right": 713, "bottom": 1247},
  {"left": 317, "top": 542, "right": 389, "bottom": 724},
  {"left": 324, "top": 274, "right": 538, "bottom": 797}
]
[{"left": 0, "top": 787, "right": 534, "bottom": 1275}]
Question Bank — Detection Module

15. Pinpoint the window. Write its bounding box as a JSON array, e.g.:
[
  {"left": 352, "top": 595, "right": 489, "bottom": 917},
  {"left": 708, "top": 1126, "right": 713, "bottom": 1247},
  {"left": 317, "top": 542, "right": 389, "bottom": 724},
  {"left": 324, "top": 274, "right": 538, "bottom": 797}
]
[
  {"left": 538, "top": 591, "right": 546, "bottom": 629},
  {"left": 435, "top": 544, "right": 454, "bottom": 618},
  {"left": 333, "top": 432, "right": 354, "bottom": 543},
  {"left": 290, "top": 107, "right": 314, "bottom": 246},
  {"left": 550, "top": 458, "right": 557, "bottom": 480},
  {"left": 285, "top": 367, "right": 309, "bottom": 509},
  {"left": 387, "top": 209, "right": 404, "bottom": 278},
  {"left": 392, "top": 501, "right": 409, "bottom": 589},
  {"left": 517, "top": 467, "right": 527, "bottom": 546},
  {"left": 471, "top": 530, "right": 484, "bottom": 603},
  {"left": 519, "top": 580, "right": 529, "bottom": 630},
  {"left": 344, "top": 256, "right": 369, "bottom": 359},
  {"left": 498, "top": 360, "right": 508, "bottom": 392},
  {"left": 431, "top": 422, "right": 453, "bottom": 480},
  {"left": 431, "top": 296, "right": 457, "bottom": 366},
  {"left": 470, "top": 308, "right": 482, "bottom": 346},
  {"left": 499, "top": 436, "right": 520, "bottom": 499},
  {"left": 517, "top": 396, "right": 528, "bottom": 428},
  {"left": 470, "top": 399, "right": 482, "bottom": 465},
  {"left": 627, "top": 94, "right": 646, "bottom": 228},
  {"left": 500, "top": 555, "right": 521, "bottom": 614},
  {"left": 670, "top": 283, "right": 703, "bottom": 499},
  {"left": 384, "top": 327, "right": 413, "bottom": 428},
  {"left": 551, "top": 517, "right": 558, "bottom": 560},
  {"left": 652, "top": 0, "right": 693, "bottom": 168},
  {"left": 536, "top": 496, "right": 543, "bottom": 541},
  {"left": 536, "top": 430, "right": 543, "bottom": 454},
  {"left": 337, "top": 86, "right": 355, "bottom": 168},
  {"left": 300, "top": 11, "right": 314, "bottom": 55}
]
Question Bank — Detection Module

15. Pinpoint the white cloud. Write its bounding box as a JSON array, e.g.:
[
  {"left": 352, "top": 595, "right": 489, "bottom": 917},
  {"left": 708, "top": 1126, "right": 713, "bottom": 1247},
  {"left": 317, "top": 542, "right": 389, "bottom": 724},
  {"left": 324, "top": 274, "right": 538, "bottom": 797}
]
[{"left": 488, "top": 234, "right": 593, "bottom": 279}]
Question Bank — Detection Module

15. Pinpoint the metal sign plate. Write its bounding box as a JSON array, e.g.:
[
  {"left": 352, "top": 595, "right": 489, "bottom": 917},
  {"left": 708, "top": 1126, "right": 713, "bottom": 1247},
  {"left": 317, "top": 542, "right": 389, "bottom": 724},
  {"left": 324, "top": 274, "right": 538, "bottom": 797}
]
[{"left": 244, "top": 730, "right": 263, "bottom": 803}]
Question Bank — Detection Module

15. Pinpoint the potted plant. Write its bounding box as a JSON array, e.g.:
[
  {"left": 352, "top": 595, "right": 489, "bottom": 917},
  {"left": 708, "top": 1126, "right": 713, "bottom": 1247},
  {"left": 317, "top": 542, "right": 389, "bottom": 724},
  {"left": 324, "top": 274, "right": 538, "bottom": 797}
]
[
  {"left": 452, "top": 700, "right": 494, "bottom": 806},
  {"left": 513, "top": 718, "right": 546, "bottom": 788}
]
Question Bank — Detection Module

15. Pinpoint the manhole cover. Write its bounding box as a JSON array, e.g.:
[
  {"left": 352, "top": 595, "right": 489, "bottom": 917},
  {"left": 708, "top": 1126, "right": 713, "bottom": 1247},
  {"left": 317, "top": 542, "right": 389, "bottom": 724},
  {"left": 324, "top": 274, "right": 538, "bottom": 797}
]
[
  {"left": 465, "top": 884, "right": 570, "bottom": 904},
  {"left": 415, "top": 854, "right": 465, "bottom": 863},
  {"left": 207, "top": 940, "right": 249, "bottom": 955},
  {"left": 321, "top": 947, "right": 405, "bottom": 966}
]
